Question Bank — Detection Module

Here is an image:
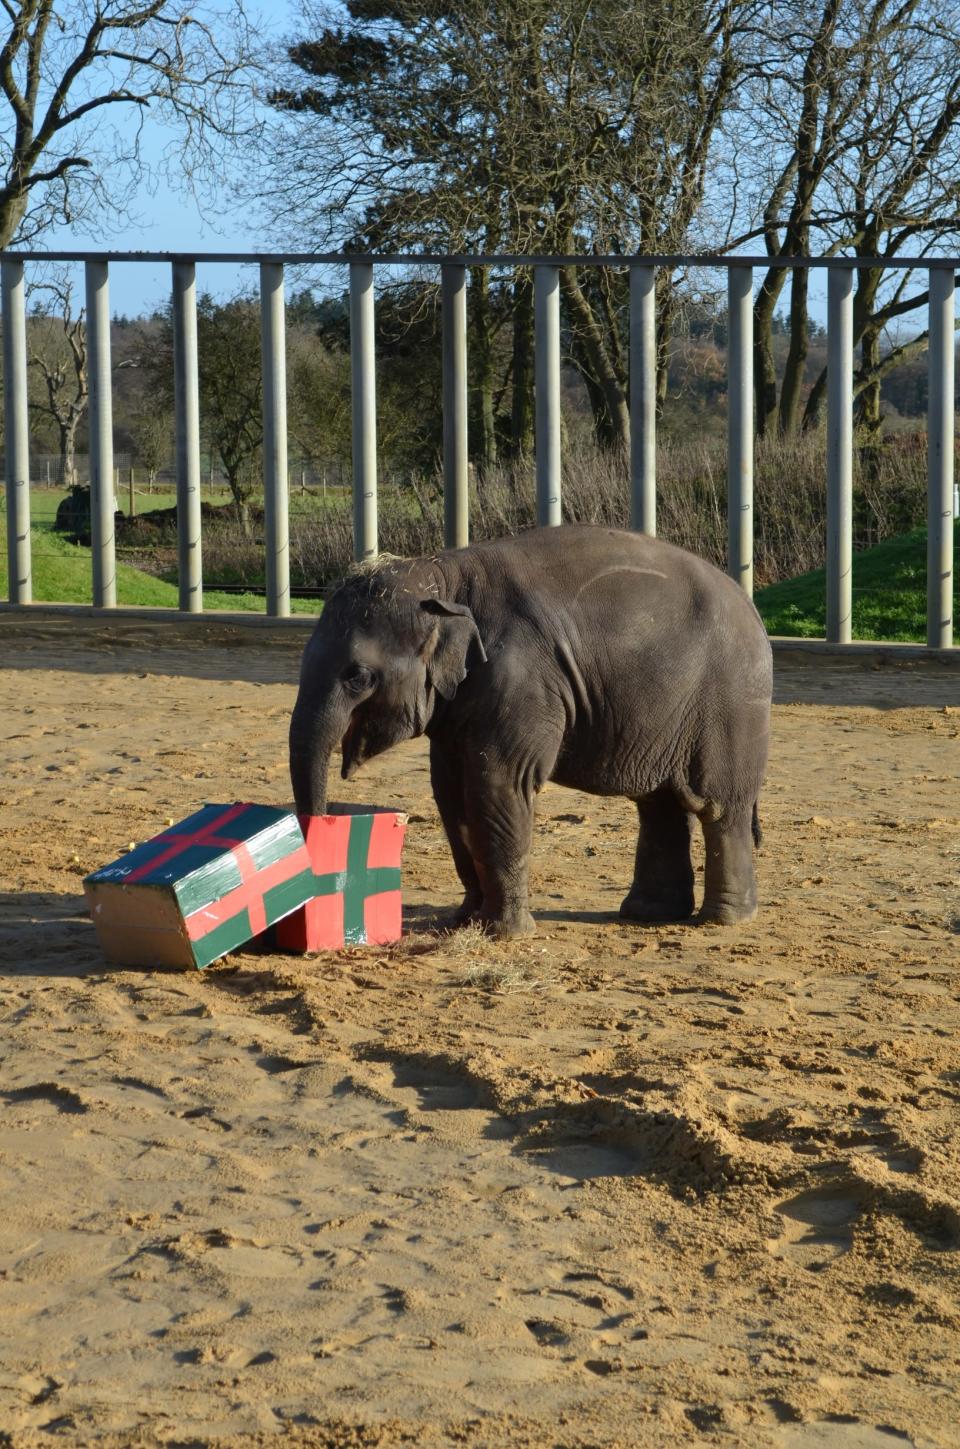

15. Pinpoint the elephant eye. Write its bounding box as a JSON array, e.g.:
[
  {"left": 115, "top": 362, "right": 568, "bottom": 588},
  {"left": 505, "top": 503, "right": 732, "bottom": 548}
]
[{"left": 342, "top": 662, "right": 376, "bottom": 694}]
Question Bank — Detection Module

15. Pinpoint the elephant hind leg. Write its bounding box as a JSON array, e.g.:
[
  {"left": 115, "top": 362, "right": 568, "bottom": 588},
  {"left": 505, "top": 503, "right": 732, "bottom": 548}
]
[
  {"left": 700, "top": 802, "right": 758, "bottom": 924},
  {"left": 620, "top": 787, "right": 695, "bottom": 924}
]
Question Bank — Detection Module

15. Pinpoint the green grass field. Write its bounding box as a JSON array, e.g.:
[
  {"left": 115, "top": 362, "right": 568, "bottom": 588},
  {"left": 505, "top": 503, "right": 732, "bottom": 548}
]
[
  {"left": 30, "top": 485, "right": 182, "bottom": 525},
  {"left": 1, "top": 524, "right": 319, "bottom": 613},
  {"left": 754, "top": 521, "right": 959, "bottom": 641},
  {"left": 2, "top": 487, "right": 319, "bottom": 615}
]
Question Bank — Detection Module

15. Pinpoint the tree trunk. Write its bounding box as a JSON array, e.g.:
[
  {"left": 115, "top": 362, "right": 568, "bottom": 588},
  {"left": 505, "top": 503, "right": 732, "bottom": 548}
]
[
  {"left": 778, "top": 266, "right": 810, "bottom": 436},
  {"left": 223, "top": 460, "right": 253, "bottom": 537},
  {"left": 509, "top": 272, "right": 534, "bottom": 458},
  {"left": 655, "top": 273, "right": 677, "bottom": 407},
  {"left": 61, "top": 419, "right": 79, "bottom": 488},
  {"left": 0, "top": 193, "right": 27, "bottom": 251},
  {"left": 578, "top": 367, "right": 617, "bottom": 449},
  {"left": 801, "top": 366, "right": 827, "bottom": 431},
  {"left": 560, "top": 265, "right": 629, "bottom": 454},
  {"left": 753, "top": 270, "right": 787, "bottom": 439},
  {"left": 856, "top": 324, "right": 884, "bottom": 476},
  {"left": 469, "top": 266, "right": 498, "bottom": 468},
  {"left": 853, "top": 266, "right": 884, "bottom": 448},
  {"left": 803, "top": 263, "right": 888, "bottom": 439}
]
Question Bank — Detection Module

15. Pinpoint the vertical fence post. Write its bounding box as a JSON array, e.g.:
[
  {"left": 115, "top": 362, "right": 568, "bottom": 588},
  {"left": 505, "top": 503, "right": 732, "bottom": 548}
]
[
  {"left": 350, "top": 262, "right": 378, "bottom": 562},
  {"left": 826, "top": 265, "right": 854, "bottom": 644},
  {"left": 534, "top": 265, "right": 562, "bottom": 526},
  {"left": 172, "top": 260, "right": 203, "bottom": 613},
  {"left": 85, "top": 260, "right": 116, "bottom": 608},
  {"left": 630, "top": 264, "right": 657, "bottom": 534},
  {"left": 442, "top": 263, "right": 469, "bottom": 549},
  {"left": 727, "top": 264, "right": 754, "bottom": 594},
  {"left": 260, "top": 261, "right": 290, "bottom": 617},
  {"left": 2, "top": 259, "right": 31, "bottom": 603},
  {"left": 927, "top": 265, "right": 954, "bottom": 649}
]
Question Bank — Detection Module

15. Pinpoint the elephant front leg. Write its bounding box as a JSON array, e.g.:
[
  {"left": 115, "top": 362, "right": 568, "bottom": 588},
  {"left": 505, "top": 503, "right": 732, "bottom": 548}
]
[
  {"left": 700, "top": 804, "right": 758, "bottom": 924},
  {"left": 463, "top": 772, "right": 536, "bottom": 939},
  {"left": 620, "top": 787, "right": 696, "bottom": 923},
  {"left": 430, "top": 742, "right": 484, "bottom": 926}
]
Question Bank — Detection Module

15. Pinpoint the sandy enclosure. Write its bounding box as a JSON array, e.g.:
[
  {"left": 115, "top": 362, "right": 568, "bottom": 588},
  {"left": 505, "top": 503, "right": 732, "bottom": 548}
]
[{"left": 1, "top": 619, "right": 959, "bottom": 1448}]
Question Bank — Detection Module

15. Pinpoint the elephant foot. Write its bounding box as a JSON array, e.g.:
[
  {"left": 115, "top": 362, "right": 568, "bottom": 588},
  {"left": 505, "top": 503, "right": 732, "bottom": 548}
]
[
  {"left": 619, "top": 889, "right": 695, "bottom": 924},
  {"left": 700, "top": 816, "right": 758, "bottom": 926},
  {"left": 450, "top": 894, "right": 484, "bottom": 929},
  {"left": 698, "top": 897, "right": 757, "bottom": 926},
  {"left": 474, "top": 907, "right": 537, "bottom": 940}
]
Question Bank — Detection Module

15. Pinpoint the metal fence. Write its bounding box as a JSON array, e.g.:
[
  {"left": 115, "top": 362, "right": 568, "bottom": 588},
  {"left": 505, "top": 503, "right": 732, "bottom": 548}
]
[{"left": 1, "top": 248, "right": 957, "bottom": 648}]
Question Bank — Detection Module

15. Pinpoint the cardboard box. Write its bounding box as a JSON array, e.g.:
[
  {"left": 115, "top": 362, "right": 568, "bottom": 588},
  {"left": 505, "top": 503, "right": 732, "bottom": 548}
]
[
  {"left": 273, "top": 804, "right": 407, "bottom": 953},
  {"left": 84, "top": 802, "right": 316, "bottom": 969}
]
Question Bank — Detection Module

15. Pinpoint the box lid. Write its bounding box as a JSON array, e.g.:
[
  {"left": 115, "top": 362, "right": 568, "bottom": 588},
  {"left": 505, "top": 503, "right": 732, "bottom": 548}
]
[{"left": 85, "top": 802, "right": 306, "bottom": 916}]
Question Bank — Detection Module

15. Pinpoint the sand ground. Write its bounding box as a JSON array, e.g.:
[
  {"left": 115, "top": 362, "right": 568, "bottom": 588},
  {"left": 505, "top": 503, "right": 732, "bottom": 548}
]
[{"left": 1, "top": 620, "right": 959, "bottom": 1448}]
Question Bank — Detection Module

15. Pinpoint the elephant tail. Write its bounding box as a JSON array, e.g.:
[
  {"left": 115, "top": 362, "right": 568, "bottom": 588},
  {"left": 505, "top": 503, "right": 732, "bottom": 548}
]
[{"left": 752, "top": 801, "right": 763, "bottom": 850}]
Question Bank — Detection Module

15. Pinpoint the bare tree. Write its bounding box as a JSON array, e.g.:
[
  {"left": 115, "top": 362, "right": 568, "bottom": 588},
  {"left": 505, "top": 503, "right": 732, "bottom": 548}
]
[
  {"left": 148, "top": 290, "right": 262, "bottom": 527},
  {"left": 27, "top": 273, "right": 86, "bottom": 485},
  {"left": 737, "top": 0, "right": 860, "bottom": 437},
  {"left": 805, "top": 6, "right": 960, "bottom": 438},
  {"left": 261, "top": 0, "right": 756, "bottom": 455},
  {"left": 286, "top": 327, "right": 351, "bottom": 469},
  {"left": 735, "top": 0, "right": 960, "bottom": 437},
  {"left": 128, "top": 406, "right": 172, "bottom": 486},
  {"left": 0, "top": 0, "right": 259, "bottom": 248},
  {"left": 193, "top": 292, "right": 262, "bottom": 527}
]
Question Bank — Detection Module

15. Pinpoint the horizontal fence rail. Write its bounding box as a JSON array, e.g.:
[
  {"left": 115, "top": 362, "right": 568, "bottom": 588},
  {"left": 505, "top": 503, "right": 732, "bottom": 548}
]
[
  {"left": 1, "top": 249, "right": 957, "bottom": 647},
  {"left": 4, "top": 249, "right": 960, "bottom": 268}
]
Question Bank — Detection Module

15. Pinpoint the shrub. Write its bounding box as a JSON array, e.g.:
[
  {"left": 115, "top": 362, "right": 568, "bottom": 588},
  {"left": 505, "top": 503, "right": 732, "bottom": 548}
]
[{"left": 165, "top": 433, "right": 932, "bottom": 594}]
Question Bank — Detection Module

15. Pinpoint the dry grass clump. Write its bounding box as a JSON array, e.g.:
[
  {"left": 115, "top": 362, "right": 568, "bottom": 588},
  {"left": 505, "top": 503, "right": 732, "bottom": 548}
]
[
  {"left": 440, "top": 921, "right": 499, "bottom": 961},
  {"left": 443, "top": 923, "right": 558, "bottom": 993},
  {"left": 460, "top": 959, "right": 558, "bottom": 994},
  {"left": 195, "top": 432, "right": 929, "bottom": 595}
]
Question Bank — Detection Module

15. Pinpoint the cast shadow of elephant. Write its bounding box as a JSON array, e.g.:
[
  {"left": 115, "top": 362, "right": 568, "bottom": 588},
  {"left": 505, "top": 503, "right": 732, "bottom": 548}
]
[{"left": 403, "top": 902, "right": 685, "bottom": 933}]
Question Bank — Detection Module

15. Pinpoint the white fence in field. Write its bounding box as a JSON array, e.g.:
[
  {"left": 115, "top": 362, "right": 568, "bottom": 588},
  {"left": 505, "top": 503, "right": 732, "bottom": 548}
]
[
  {"left": 1, "top": 248, "right": 957, "bottom": 648},
  {"left": 14, "top": 455, "right": 348, "bottom": 491}
]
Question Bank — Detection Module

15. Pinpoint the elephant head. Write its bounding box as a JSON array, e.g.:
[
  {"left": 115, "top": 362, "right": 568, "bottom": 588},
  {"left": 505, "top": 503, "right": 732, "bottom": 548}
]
[{"left": 289, "top": 565, "right": 487, "bottom": 816}]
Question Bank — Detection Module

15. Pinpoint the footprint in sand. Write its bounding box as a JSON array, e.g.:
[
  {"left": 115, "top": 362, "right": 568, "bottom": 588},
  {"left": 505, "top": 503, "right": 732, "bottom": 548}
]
[
  {"left": 777, "top": 1421, "right": 915, "bottom": 1448},
  {"left": 4, "top": 1082, "right": 88, "bottom": 1114},
  {"left": 154, "top": 1229, "right": 305, "bottom": 1279},
  {"left": 110, "top": 1075, "right": 169, "bottom": 1100},
  {"left": 769, "top": 1183, "right": 867, "bottom": 1269},
  {"left": 203, "top": 1242, "right": 303, "bottom": 1278},
  {"left": 525, "top": 1317, "right": 571, "bottom": 1347}
]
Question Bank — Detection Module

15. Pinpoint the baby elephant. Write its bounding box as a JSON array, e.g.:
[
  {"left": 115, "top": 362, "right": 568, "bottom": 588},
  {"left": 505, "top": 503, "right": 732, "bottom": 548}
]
[{"left": 289, "top": 524, "right": 772, "bottom": 938}]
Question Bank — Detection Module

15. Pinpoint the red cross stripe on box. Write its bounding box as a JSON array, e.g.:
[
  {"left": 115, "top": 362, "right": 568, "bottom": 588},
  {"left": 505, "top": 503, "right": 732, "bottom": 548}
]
[
  {"left": 181, "top": 843, "right": 309, "bottom": 941},
  {"left": 124, "top": 802, "right": 252, "bottom": 882},
  {"left": 123, "top": 802, "right": 312, "bottom": 945},
  {"left": 275, "top": 810, "right": 405, "bottom": 952}
]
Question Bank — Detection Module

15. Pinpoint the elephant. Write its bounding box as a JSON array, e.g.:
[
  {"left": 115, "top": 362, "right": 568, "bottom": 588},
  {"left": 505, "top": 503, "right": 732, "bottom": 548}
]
[{"left": 289, "top": 524, "right": 772, "bottom": 938}]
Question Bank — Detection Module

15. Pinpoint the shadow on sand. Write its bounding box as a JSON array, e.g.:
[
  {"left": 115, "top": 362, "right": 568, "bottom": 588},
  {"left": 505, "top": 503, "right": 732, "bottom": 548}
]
[
  {"left": 0, "top": 889, "right": 105, "bottom": 978},
  {"left": 4, "top": 617, "right": 959, "bottom": 706}
]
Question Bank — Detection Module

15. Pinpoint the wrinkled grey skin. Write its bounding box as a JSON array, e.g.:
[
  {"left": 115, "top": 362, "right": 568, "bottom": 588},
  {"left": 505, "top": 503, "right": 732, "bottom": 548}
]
[{"left": 290, "top": 525, "right": 772, "bottom": 938}]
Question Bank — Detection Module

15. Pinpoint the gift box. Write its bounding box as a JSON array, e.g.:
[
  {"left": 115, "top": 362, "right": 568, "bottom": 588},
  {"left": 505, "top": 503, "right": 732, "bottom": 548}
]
[
  {"left": 84, "top": 802, "right": 316, "bottom": 970},
  {"left": 273, "top": 804, "right": 407, "bottom": 953}
]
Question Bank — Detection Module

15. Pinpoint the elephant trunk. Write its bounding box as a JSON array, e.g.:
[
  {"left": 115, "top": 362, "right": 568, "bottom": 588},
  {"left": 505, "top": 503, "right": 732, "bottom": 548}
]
[{"left": 288, "top": 696, "right": 339, "bottom": 817}]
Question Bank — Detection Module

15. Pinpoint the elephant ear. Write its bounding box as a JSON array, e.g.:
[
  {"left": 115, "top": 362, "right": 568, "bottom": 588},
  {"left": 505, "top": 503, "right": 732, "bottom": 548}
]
[{"left": 420, "top": 598, "right": 487, "bottom": 701}]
